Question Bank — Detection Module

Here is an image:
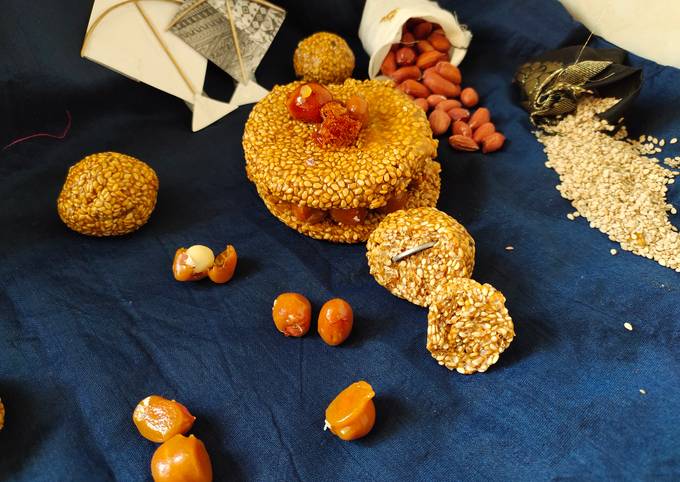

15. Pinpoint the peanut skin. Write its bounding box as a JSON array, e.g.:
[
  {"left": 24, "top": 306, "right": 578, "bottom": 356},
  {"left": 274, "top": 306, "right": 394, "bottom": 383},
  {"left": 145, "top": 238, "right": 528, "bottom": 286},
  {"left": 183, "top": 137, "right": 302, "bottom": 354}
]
[
  {"left": 435, "top": 99, "right": 462, "bottom": 112},
  {"left": 413, "top": 21, "right": 433, "bottom": 40},
  {"left": 482, "top": 132, "right": 505, "bottom": 153},
  {"left": 390, "top": 66, "right": 421, "bottom": 83},
  {"left": 396, "top": 47, "right": 416, "bottom": 66},
  {"left": 416, "top": 50, "right": 446, "bottom": 70},
  {"left": 452, "top": 120, "right": 472, "bottom": 137},
  {"left": 460, "top": 87, "right": 479, "bottom": 108},
  {"left": 413, "top": 98, "right": 429, "bottom": 112},
  {"left": 380, "top": 51, "right": 397, "bottom": 76},
  {"left": 398, "top": 79, "right": 430, "bottom": 98},
  {"left": 428, "top": 109, "right": 451, "bottom": 136},
  {"left": 434, "top": 61, "right": 462, "bottom": 84},
  {"left": 416, "top": 40, "right": 435, "bottom": 53},
  {"left": 468, "top": 107, "right": 490, "bottom": 130},
  {"left": 428, "top": 33, "right": 451, "bottom": 52},
  {"left": 472, "top": 122, "right": 496, "bottom": 143},
  {"left": 448, "top": 107, "right": 470, "bottom": 122},
  {"left": 422, "top": 71, "right": 459, "bottom": 97},
  {"left": 427, "top": 94, "right": 447, "bottom": 107}
]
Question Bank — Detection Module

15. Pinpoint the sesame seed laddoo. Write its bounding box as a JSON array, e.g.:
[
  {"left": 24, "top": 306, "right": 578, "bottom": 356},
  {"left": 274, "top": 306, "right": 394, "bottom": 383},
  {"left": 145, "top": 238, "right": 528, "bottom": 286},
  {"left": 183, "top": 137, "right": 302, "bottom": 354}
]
[
  {"left": 427, "top": 278, "right": 515, "bottom": 374},
  {"left": 57, "top": 152, "right": 159, "bottom": 236},
  {"left": 243, "top": 79, "right": 441, "bottom": 243},
  {"left": 366, "top": 207, "right": 475, "bottom": 306},
  {"left": 294, "top": 32, "right": 355, "bottom": 84}
]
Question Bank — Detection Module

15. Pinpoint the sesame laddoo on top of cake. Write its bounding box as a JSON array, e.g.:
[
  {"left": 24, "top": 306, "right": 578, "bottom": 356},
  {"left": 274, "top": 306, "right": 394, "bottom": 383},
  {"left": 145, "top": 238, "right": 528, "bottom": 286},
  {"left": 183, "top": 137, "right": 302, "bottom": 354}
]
[
  {"left": 293, "top": 32, "right": 355, "bottom": 84},
  {"left": 242, "top": 78, "right": 441, "bottom": 243}
]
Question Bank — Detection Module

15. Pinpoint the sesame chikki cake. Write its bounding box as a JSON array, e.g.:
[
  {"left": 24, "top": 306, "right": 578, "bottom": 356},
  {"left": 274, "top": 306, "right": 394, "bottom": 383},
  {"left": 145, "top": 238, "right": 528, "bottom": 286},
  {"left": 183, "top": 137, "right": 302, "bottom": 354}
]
[
  {"left": 427, "top": 278, "right": 515, "bottom": 374},
  {"left": 366, "top": 207, "right": 475, "bottom": 306},
  {"left": 243, "top": 79, "right": 441, "bottom": 243}
]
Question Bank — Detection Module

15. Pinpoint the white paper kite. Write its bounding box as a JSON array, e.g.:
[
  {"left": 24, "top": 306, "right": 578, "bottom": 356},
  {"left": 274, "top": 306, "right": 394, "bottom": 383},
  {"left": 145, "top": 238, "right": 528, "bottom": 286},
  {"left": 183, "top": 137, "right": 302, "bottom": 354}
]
[{"left": 81, "top": 0, "right": 267, "bottom": 131}]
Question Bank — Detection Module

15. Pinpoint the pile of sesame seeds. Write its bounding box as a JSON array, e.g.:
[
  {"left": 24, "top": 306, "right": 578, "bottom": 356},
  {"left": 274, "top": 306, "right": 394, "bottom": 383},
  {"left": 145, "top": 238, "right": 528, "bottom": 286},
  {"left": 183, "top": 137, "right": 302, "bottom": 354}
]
[{"left": 536, "top": 97, "right": 680, "bottom": 271}]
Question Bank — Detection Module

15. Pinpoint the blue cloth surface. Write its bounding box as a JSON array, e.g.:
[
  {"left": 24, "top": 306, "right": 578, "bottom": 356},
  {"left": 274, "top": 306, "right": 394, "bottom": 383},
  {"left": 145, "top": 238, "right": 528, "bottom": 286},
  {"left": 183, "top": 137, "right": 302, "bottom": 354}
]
[{"left": 1, "top": 0, "right": 679, "bottom": 480}]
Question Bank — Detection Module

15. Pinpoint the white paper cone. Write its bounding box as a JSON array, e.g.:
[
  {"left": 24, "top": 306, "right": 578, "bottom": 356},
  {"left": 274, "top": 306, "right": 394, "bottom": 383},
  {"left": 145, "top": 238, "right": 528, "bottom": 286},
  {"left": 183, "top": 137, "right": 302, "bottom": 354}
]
[{"left": 359, "top": 0, "right": 472, "bottom": 79}]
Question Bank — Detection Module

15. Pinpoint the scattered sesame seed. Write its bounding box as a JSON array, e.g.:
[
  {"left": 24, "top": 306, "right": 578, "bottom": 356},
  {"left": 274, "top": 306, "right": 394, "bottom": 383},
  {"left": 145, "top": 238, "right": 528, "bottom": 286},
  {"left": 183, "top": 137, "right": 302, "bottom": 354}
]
[
  {"left": 671, "top": 138, "right": 678, "bottom": 144},
  {"left": 536, "top": 97, "right": 680, "bottom": 271},
  {"left": 567, "top": 213, "right": 575, "bottom": 220},
  {"left": 660, "top": 139, "right": 666, "bottom": 146},
  {"left": 639, "top": 389, "right": 646, "bottom": 395},
  {"left": 505, "top": 246, "right": 514, "bottom": 251},
  {"left": 610, "top": 248, "right": 618, "bottom": 255},
  {"left": 624, "top": 322, "right": 633, "bottom": 331},
  {"left": 652, "top": 137, "right": 659, "bottom": 145}
]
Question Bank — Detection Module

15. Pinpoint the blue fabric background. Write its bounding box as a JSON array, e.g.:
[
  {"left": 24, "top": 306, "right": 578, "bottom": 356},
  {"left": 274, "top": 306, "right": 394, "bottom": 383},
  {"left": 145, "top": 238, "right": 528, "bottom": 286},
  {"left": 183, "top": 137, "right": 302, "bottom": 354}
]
[{"left": 1, "top": 0, "right": 679, "bottom": 480}]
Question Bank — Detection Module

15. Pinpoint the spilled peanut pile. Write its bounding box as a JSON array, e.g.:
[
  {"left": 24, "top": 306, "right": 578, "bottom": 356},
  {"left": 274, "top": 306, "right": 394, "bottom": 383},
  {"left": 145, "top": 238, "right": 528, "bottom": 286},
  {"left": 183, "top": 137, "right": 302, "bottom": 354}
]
[{"left": 536, "top": 96, "right": 680, "bottom": 271}]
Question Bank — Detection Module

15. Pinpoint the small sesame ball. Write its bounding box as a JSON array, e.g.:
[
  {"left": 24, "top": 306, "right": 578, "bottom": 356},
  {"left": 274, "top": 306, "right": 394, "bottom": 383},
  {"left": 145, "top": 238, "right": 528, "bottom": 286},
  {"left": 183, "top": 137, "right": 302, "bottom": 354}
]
[
  {"left": 294, "top": 32, "right": 355, "bottom": 84},
  {"left": 57, "top": 152, "right": 159, "bottom": 236},
  {"left": 427, "top": 278, "right": 515, "bottom": 374}
]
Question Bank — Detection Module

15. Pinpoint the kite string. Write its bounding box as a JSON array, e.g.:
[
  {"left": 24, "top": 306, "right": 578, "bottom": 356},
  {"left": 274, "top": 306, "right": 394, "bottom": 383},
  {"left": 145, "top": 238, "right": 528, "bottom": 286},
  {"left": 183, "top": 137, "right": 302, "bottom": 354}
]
[
  {"left": 224, "top": 0, "right": 247, "bottom": 82},
  {"left": 3, "top": 110, "right": 72, "bottom": 151}
]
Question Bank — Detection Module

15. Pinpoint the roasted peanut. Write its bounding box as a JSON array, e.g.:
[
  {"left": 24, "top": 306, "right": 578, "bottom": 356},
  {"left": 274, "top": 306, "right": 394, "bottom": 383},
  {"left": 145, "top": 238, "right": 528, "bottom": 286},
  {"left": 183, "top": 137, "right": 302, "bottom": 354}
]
[
  {"left": 397, "top": 79, "right": 430, "bottom": 98},
  {"left": 416, "top": 50, "right": 446, "bottom": 70},
  {"left": 416, "top": 40, "right": 435, "bottom": 53},
  {"left": 452, "top": 120, "right": 472, "bottom": 137},
  {"left": 380, "top": 51, "right": 397, "bottom": 76},
  {"left": 482, "top": 132, "right": 506, "bottom": 153},
  {"left": 413, "top": 21, "right": 433, "bottom": 39},
  {"left": 435, "top": 99, "right": 462, "bottom": 111},
  {"left": 413, "top": 98, "right": 429, "bottom": 112},
  {"left": 460, "top": 87, "right": 479, "bottom": 107},
  {"left": 449, "top": 134, "right": 480, "bottom": 151},
  {"left": 434, "top": 61, "right": 462, "bottom": 84},
  {"left": 422, "top": 71, "right": 459, "bottom": 97},
  {"left": 389, "top": 66, "right": 421, "bottom": 83},
  {"left": 447, "top": 107, "right": 470, "bottom": 122},
  {"left": 428, "top": 109, "right": 451, "bottom": 136},
  {"left": 428, "top": 33, "right": 451, "bottom": 52},
  {"left": 427, "top": 94, "right": 447, "bottom": 107},
  {"left": 401, "top": 31, "right": 415, "bottom": 44},
  {"left": 473, "top": 122, "right": 496, "bottom": 143},
  {"left": 468, "top": 107, "right": 490, "bottom": 130},
  {"left": 395, "top": 47, "right": 416, "bottom": 66}
]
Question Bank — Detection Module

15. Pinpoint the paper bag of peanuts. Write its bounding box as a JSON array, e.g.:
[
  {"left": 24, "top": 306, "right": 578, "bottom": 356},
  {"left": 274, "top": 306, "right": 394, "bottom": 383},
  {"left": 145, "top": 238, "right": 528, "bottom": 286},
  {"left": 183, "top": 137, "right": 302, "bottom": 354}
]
[{"left": 359, "top": 0, "right": 471, "bottom": 79}]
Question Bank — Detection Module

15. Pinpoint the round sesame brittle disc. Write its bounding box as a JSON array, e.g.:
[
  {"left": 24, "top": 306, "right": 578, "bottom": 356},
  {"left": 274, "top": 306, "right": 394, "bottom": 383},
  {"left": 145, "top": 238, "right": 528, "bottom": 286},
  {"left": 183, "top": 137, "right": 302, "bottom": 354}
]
[
  {"left": 427, "top": 278, "right": 515, "bottom": 374},
  {"left": 57, "top": 152, "right": 159, "bottom": 237},
  {"left": 243, "top": 79, "right": 440, "bottom": 243},
  {"left": 366, "top": 207, "right": 475, "bottom": 306}
]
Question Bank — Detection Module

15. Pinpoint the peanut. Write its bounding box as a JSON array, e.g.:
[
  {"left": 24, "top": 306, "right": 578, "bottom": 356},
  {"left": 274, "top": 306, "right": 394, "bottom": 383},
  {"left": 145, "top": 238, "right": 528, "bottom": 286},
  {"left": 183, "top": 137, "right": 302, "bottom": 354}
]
[
  {"left": 428, "top": 33, "right": 451, "bottom": 52},
  {"left": 423, "top": 71, "right": 459, "bottom": 97},
  {"left": 416, "top": 40, "right": 435, "bottom": 53},
  {"left": 468, "top": 107, "right": 490, "bottom": 130},
  {"left": 397, "top": 79, "right": 430, "bottom": 98},
  {"left": 472, "top": 122, "right": 495, "bottom": 143},
  {"left": 447, "top": 107, "right": 470, "bottom": 122},
  {"left": 434, "top": 61, "right": 462, "bottom": 84},
  {"left": 428, "top": 109, "right": 451, "bottom": 136},
  {"left": 413, "top": 21, "right": 433, "bottom": 40},
  {"left": 380, "top": 51, "right": 397, "bottom": 76},
  {"left": 460, "top": 87, "right": 479, "bottom": 108},
  {"left": 396, "top": 47, "right": 416, "bottom": 66},
  {"left": 449, "top": 135, "right": 479, "bottom": 151},
  {"left": 482, "top": 132, "right": 505, "bottom": 153},
  {"left": 389, "top": 66, "right": 421, "bottom": 83},
  {"left": 413, "top": 98, "right": 429, "bottom": 112},
  {"left": 416, "top": 50, "right": 446, "bottom": 70},
  {"left": 435, "top": 99, "right": 462, "bottom": 111},
  {"left": 427, "top": 94, "right": 447, "bottom": 107},
  {"left": 401, "top": 32, "right": 415, "bottom": 44},
  {"left": 452, "top": 120, "right": 472, "bottom": 137}
]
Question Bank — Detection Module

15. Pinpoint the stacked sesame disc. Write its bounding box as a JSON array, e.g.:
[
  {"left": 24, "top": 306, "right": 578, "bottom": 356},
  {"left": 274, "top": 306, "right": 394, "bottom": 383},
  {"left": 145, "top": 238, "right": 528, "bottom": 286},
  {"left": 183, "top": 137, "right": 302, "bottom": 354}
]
[
  {"left": 366, "top": 207, "right": 515, "bottom": 374},
  {"left": 243, "top": 79, "right": 441, "bottom": 243}
]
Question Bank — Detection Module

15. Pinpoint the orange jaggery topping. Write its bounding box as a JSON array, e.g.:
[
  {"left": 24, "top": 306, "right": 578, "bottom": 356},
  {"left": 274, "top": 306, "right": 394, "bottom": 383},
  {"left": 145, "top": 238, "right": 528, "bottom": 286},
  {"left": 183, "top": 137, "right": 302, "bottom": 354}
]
[
  {"left": 313, "top": 101, "right": 363, "bottom": 148},
  {"left": 318, "top": 298, "right": 353, "bottom": 346},
  {"left": 272, "top": 293, "right": 312, "bottom": 337},
  {"left": 208, "top": 245, "right": 238, "bottom": 284}
]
